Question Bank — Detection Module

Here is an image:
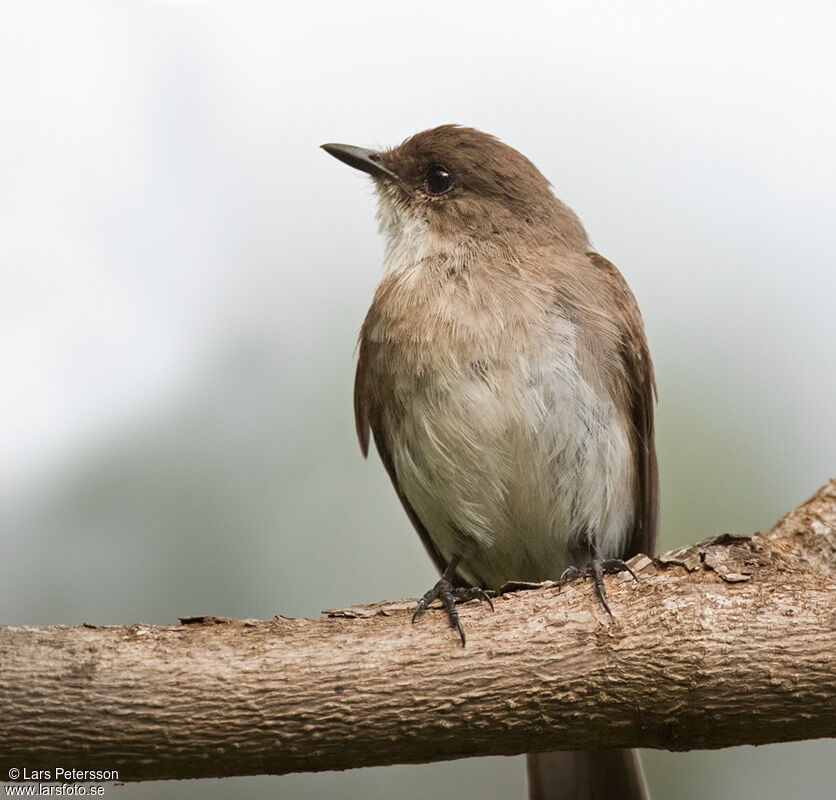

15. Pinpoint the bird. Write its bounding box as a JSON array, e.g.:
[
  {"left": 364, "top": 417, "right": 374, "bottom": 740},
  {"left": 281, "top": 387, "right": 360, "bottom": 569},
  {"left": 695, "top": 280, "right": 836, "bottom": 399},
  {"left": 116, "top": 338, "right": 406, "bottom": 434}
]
[{"left": 322, "top": 125, "right": 658, "bottom": 800}]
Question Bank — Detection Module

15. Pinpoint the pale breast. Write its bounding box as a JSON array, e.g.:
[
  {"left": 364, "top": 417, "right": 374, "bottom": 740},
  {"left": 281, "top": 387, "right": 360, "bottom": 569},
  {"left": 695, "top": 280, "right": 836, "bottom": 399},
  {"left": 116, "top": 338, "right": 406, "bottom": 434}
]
[{"left": 365, "top": 276, "right": 636, "bottom": 589}]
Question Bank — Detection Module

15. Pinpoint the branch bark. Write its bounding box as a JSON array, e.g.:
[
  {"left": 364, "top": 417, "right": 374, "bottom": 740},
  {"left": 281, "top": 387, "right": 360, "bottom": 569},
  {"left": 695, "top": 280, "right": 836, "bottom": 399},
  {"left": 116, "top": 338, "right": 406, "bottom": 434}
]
[{"left": 1, "top": 481, "right": 835, "bottom": 782}]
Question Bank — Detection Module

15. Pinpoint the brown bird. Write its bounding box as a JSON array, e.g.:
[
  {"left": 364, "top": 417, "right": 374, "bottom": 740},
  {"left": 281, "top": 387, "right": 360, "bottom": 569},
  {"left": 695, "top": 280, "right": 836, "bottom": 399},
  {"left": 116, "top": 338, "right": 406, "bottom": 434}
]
[{"left": 322, "top": 125, "right": 658, "bottom": 800}]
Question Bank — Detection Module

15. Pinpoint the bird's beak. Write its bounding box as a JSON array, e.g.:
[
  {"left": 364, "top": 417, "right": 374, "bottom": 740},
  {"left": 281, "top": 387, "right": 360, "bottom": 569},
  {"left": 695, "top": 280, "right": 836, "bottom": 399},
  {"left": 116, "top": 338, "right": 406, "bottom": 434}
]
[{"left": 320, "top": 143, "right": 398, "bottom": 181}]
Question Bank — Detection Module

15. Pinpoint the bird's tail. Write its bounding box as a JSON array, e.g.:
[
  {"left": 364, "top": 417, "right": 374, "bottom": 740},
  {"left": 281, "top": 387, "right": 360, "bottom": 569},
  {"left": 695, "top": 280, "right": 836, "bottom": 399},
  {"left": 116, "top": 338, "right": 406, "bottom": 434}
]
[{"left": 526, "top": 749, "right": 650, "bottom": 800}]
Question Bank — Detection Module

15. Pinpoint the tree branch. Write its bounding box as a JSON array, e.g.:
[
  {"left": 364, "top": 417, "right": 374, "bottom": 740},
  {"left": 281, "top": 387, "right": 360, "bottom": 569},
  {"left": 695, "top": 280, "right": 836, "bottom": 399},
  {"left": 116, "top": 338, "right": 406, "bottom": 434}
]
[{"left": 1, "top": 481, "right": 834, "bottom": 782}]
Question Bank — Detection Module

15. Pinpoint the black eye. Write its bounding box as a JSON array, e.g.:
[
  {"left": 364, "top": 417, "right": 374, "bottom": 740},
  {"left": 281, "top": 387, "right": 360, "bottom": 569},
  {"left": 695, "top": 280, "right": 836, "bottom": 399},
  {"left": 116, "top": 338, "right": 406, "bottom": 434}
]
[{"left": 425, "top": 163, "right": 453, "bottom": 195}]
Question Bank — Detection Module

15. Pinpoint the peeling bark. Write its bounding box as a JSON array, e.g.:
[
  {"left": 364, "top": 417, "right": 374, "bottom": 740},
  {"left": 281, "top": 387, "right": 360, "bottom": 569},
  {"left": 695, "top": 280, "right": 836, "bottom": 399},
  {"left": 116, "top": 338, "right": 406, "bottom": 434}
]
[{"left": 1, "top": 481, "right": 834, "bottom": 782}]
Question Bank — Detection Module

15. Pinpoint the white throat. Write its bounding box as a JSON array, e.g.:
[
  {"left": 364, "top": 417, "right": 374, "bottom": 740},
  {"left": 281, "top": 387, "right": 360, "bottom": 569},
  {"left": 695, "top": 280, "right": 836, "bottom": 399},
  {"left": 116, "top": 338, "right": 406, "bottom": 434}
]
[{"left": 375, "top": 190, "right": 452, "bottom": 280}]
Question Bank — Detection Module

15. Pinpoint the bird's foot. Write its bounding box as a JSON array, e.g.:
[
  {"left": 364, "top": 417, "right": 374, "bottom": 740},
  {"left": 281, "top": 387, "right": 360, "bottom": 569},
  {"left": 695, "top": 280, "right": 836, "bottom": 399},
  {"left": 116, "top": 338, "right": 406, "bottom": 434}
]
[
  {"left": 558, "top": 557, "right": 638, "bottom": 616},
  {"left": 412, "top": 579, "right": 494, "bottom": 646}
]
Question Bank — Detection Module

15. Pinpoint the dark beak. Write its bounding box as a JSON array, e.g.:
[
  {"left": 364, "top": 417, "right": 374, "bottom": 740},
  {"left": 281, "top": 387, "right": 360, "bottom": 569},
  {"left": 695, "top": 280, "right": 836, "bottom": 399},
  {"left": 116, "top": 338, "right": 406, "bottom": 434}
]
[{"left": 320, "top": 143, "right": 398, "bottom": 181}]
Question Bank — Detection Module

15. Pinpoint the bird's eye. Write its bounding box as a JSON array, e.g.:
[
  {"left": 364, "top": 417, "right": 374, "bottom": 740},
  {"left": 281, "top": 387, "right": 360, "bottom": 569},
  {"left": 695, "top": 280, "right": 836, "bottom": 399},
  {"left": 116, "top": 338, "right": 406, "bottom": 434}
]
[{"left": 425, "top": 164, "right": 454, "bottom": 195}]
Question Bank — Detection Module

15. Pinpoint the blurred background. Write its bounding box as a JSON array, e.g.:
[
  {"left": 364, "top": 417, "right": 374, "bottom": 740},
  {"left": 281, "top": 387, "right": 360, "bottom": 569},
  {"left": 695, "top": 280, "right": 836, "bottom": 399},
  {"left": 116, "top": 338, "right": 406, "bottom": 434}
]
[{"left": 1, "top": 2, "right": 834, "bottom": 798}]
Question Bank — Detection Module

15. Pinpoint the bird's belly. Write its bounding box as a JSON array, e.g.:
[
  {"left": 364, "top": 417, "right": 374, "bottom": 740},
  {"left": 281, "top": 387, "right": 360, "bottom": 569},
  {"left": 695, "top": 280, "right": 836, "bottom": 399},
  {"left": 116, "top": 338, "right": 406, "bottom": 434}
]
[{"left": 385, "top": 352, "right": 636, "bottom": 590}]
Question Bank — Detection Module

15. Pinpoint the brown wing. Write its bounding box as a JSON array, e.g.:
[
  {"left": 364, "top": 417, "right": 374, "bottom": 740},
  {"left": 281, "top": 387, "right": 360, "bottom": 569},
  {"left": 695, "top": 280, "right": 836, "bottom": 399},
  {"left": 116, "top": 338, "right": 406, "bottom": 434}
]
[
  {"left": 587, "top": 252, "right": 659, "bottom": 558},
  {"left": 354, "top": 338, "right": 463, "bottom": 583}
]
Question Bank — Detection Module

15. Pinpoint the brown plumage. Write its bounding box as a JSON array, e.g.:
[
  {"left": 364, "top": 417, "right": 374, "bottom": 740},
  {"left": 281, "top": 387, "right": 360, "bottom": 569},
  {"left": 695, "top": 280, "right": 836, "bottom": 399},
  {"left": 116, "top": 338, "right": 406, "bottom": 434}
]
[
  {"left": 355, "top": 246, "right": 657, "bottom": 582},
  {"left": 324, "top": 125, "right": 658, "bottom": 800}
]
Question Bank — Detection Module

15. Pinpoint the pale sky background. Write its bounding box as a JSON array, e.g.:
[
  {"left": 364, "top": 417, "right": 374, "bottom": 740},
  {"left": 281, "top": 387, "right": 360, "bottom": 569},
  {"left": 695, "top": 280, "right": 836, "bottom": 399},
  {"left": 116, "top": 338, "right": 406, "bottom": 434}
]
[{"left": 1, "top": 2, "right": 834, "bottom": 799}]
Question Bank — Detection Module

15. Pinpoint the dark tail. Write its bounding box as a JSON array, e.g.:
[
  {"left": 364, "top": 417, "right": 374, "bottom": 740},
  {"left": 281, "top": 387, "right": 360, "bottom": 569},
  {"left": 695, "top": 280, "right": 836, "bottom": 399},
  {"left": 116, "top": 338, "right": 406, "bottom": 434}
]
[{"left": 526, "top": 749, "right": 649, "bottom": 800}]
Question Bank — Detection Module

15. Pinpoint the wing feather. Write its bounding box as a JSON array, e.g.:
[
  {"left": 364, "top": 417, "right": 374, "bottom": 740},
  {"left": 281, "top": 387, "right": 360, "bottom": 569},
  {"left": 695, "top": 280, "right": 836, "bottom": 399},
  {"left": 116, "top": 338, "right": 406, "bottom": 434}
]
[
  {"left": 354, "top": 338, "right": 462, "bottom": 582},
  {"left": 587, "top": 252, "right": 659, "bottom": 557}
]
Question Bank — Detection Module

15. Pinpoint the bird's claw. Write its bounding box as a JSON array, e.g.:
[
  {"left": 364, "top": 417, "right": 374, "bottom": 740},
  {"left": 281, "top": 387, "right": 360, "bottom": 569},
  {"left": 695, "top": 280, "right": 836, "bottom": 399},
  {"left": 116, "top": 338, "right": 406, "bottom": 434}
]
[
  {"left": 558, "top": 556, "right": 638, "bottom": 616},
  {"left": 412, "top": 579, "right": 494, "bottom": 646}
]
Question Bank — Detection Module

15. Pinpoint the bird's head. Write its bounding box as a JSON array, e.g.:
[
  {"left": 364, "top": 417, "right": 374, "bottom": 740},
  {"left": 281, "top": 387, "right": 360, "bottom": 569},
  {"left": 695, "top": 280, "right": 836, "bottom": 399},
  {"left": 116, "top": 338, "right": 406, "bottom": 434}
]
[{"left": 322, "top": 125, "right": 587, "bottom": 252}]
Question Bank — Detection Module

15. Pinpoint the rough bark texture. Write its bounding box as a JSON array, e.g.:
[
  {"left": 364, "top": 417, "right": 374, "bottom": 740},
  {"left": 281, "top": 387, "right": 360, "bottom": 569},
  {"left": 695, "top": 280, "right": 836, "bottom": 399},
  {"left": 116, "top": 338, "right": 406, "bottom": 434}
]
[{"left": 1, "top": 481, "right": 834, "bottom": 782}]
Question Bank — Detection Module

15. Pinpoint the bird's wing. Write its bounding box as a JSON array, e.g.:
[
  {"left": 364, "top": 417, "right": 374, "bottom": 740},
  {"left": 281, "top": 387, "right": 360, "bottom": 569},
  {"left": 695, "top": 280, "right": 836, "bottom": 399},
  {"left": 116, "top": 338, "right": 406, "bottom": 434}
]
[
  {"left": 587, "top": 252, "right": 659, "bottom": 557},
  {"left": 354, "top": 338, "right": 462, "bottom": 583}
]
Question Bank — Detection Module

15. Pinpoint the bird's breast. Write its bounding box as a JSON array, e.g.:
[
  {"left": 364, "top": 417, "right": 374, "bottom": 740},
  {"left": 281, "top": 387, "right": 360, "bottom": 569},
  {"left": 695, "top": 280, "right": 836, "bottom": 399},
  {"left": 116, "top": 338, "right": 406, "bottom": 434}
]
[{"left": 362, "top": 255, "right": 636, "bottom": 588}]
